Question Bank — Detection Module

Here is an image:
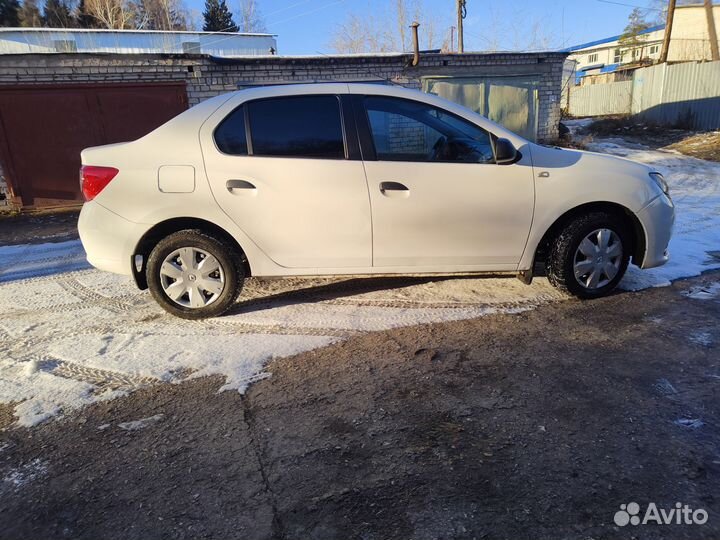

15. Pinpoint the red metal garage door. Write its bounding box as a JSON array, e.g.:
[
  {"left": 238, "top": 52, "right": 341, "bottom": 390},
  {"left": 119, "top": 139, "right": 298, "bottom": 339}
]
[{"left": 0, "top": 83, "right": 188, "bottom": 208}]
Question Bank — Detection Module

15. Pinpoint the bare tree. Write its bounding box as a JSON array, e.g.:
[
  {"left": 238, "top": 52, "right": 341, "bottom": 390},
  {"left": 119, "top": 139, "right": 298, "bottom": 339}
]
[
  {"left": 330, "top": 0, "right": 439, "bottom": 54},
  {"left": 85, "top": 0, "right": 136, "bottom": 28},
  {"left": 237, "top": 0, "right": 264, "bottom": 32},
  {"left": 139, "top": 0, "right": 188, "bottom": 30}
]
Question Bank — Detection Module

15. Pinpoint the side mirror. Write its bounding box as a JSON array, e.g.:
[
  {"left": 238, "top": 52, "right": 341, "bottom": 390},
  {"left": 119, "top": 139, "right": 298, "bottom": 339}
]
[{"left": 494, "top": 138, "right": 518, "bottom": 164}]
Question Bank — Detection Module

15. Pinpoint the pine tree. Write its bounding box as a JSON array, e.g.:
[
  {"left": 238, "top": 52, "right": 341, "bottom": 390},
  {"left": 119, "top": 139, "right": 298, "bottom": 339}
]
[
  {"left": 202, "top": 0, "right": 237, "bottom": 32},
  {"left": 618, "top": 8, "right": 651, "bottom": 62},
  {"left": 43, "top": 0, "right": 72, "bottom": 27},
  {"left": 0, "top": 0, "right": 20, "bottom": 26},
  {"left": 18, "top": 0, "right": 42, "bottom": 26}
]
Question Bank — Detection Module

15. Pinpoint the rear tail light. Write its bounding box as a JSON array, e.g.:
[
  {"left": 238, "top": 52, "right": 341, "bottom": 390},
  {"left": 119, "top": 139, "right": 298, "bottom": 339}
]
[{"left": 80, "top": 165, "right": 119, "bottom": 201}]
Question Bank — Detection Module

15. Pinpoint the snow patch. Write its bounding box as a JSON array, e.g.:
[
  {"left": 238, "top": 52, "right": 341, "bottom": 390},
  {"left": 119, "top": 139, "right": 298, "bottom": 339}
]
[
  {"left": 2, "top": 459, "right": 47, "bottom": 489},
  {"left": 688, "top": 331, "right": 713, "bottom": 347},
  {"left": 674, "top": 418, "right": 704, "bottom": 429},
  {"left": 118, "top": 414, "right": 164, "bottom": 431},
  {"left": 683, "top": 281, "right": 720, "bottom": 300},
  {"left": 0, "top": 240, "right": 89, "bottom": 283}
]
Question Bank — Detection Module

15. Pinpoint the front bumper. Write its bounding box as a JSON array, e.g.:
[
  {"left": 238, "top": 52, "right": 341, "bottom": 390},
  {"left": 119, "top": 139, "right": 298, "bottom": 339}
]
[
  {"left": 78, "top": 201, "right": 146, "bottom": 276},
  {"left": 636, "top": 192, "right": 675, "bottom": 269}
]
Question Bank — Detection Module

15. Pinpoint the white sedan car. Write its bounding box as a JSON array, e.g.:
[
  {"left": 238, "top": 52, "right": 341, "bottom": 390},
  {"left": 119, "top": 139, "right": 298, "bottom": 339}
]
[{"left": 78, "top": 83, "right": 674, "bottom": 319}]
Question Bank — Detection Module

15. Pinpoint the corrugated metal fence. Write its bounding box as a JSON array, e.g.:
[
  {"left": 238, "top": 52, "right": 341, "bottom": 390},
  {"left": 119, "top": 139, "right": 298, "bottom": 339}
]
[
  {"left": 566, "top": 81, "right": 633, "bottom": 117},
  {"left": 568, "top": 60, "right": 720, "bottom": 130}
]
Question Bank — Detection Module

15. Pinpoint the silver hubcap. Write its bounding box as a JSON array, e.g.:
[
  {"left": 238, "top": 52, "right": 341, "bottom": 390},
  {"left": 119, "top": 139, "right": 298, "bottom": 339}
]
[
  {"left": 159, "top": 247, "right": 225, "bottom": 308},
  {"left": 573, "top": 228, "right": 623, "bottom": 290}
]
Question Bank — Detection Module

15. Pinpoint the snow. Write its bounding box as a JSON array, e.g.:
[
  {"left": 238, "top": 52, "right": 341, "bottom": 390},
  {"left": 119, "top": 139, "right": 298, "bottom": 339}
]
[
  {"left": 2, "top": 459, "right": 47, "bottom": 489},
  {"left": 0, "top": 240, "right": 89, "bottom": 283},
  {"left": 0, "top": 135, "right": 718, "bottom": 427},
  {"left": 118, "top": 414, "right": 164, "bottom": 431}
]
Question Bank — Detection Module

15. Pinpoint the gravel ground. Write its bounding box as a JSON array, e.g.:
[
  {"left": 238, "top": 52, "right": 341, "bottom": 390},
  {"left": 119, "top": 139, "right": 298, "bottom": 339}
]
[{"left": 1, "top": 271, "right": 718, "bottom": 540}]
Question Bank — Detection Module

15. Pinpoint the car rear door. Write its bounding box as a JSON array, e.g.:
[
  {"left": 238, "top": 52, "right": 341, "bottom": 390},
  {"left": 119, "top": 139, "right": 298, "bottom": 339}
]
[
  {"left": 357, "top": 94, "right": 535, "bottom": 270},
  {"left": 201, "top": 92, "right": 372, "bottom": 269}
]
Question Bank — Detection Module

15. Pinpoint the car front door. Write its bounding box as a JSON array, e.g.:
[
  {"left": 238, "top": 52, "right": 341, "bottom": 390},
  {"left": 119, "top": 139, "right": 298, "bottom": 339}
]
[
  {"left": 201, "top": 93, "right": 371, "bottom": 269},
  {"left": 359, "top": 95, "right": 535, "bottom": 270}
]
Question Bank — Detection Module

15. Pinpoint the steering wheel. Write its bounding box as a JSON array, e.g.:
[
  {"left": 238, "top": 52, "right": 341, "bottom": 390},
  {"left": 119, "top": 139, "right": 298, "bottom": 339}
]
[{"left": 429, "top": 136, "right": 448, "bottom": 161}]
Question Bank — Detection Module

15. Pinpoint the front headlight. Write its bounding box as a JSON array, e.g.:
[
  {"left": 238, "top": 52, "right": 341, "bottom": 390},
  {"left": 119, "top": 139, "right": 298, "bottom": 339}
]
[{"left": 649, "top": 172, "right": 669, "bottom": 195}]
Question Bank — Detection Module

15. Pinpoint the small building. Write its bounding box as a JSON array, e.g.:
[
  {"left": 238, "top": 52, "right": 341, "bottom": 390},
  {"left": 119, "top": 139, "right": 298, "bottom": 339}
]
[
  {"left": 0, "top": 28, "right": 277, "bottom": 57},
  {"left": 564, "top": 25, "right": 665, "bottom": 86},
  {"left": 564, "top": 2, "right": 720, "bottom": 86}
]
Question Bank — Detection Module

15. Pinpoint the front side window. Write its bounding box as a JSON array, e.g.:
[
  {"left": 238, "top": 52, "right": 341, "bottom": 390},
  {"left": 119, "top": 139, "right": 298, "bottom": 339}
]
[
  {"left": 247, "top": 95, "right": 345, "bottom": 159},
  {"left": 364, "top": 96, "right": 495, "bottom": 164}
]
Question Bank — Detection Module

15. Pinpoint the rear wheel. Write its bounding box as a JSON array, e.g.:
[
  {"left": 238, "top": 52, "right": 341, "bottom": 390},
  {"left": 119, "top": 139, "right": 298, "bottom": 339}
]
[
  {"left": 146, "top": 230, "right": 244, "bottom": 319},
  {"left": 546, "top": 212, "right": 630, "bottom": 299}
]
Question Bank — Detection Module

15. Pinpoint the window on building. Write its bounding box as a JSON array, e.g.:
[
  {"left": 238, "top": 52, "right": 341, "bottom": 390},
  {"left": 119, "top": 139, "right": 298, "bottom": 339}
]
[
  {"left": 214, "top": 105, "right": 248, "bottom": 155},
  {"left": 364, "top": 96, "right": 495, "bottom": 164},
  {"left": 613, "top": 48, "right": 623, "bottom": 63},
  {"left": 182, "top": 41, "right": 201, "bottom": 54},
  {"left": 53, "top": 40, "right": 77, "bottom": 53},
  {"left": 588, "top": 53, "right": 599, "bottom": 63},
  {"left": 632, "top": 48, "right": 641, "bottom": 58},
  {"left": 649, "top": 44, "right": 660, "bottom": 55},
  {"left": 247, "top": 95, "right": 345, "bottom": 159}
]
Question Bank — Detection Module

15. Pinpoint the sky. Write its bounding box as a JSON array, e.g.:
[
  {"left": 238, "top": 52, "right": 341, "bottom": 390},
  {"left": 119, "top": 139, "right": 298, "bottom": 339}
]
[{"left": 185, "top": 0, "right": 666, "bottom": 55}]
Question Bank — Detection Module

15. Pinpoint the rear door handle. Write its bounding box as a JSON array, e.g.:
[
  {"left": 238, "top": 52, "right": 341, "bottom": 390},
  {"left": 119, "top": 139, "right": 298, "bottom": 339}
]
[
  {"left": 226, "top": 179, "right": 256, "bottom": 192},
  {"left": 379, "top": 181, "right": 410, "bottom": 197}
]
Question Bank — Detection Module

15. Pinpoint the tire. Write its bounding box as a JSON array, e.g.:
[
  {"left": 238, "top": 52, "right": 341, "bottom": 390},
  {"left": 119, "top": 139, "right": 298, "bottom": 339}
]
[
  {"left": 546, "top": 212, "right": 630, "bottom": 299},
  {"left": 146, "top": 229, "right": 245, "bottom": 319}
]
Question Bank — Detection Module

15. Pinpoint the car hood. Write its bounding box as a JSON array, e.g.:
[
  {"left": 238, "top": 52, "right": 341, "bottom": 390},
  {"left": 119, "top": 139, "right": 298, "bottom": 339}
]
[{"left": 527, "top": 143, "right": 654, "bottom": 177}]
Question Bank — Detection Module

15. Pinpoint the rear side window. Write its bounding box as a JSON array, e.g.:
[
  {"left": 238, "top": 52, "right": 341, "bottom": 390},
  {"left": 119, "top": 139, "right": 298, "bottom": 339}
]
[
  {"left": 247, "top": 95, "right": 345, "bottom": 159},
  {"left": 214, "top": 105, "right": 248, "bottom": 155}
]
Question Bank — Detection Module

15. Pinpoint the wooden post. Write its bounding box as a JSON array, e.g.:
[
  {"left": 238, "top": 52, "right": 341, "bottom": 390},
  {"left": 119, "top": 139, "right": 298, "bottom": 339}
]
[
  {"left": 457, "top": 0, "right": 465, "bottom": 53},
  {"left": 659, "top": 0, "right": 676, "bottom": 63},
  {"left": 705, "top": 0, "right": 720, "bottom": 61}
]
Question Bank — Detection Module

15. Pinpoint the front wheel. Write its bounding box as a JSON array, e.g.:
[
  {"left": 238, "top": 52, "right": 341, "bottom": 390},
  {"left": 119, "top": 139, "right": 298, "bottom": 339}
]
[
  {"left": 546, "top": 212, "right": 630, "bottom": 299},
  {"left": 146, "top": 230, "right": 244, "bottom": 319}
]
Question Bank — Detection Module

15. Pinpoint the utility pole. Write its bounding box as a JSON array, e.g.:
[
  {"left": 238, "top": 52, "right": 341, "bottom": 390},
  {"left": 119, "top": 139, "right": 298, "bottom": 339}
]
[
  {"left": 450, "top": 26, "right": 456, "bottom": 53},
  {"left": 659, "top": 0, "right": 676, "bottom": 63},
  {"left": 457, "top": 0, "right": 466, "bottom": 53},
  {"left": 704, "top": 0, "right": 720, "bottom": 61}
]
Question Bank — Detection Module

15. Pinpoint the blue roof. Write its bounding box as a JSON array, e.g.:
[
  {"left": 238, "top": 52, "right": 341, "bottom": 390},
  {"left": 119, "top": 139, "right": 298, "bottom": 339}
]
[{"left": 560, "top": 24, "right": 665, "bottom": 52}]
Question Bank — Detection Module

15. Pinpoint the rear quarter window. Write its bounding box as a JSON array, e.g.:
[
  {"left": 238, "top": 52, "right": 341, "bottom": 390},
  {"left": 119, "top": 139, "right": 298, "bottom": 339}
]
[{"left": 214, "top": 105, "right": 248, "bottom": 155}]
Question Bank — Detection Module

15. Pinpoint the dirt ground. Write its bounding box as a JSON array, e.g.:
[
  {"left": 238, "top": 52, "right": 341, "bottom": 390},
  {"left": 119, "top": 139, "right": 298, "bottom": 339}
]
[
  {"left": 1, "top": 270, "right": 718, "bottom": 540},
  {"left": 0, "top": 209, "right": 79, "bottom": 246},
  {"left": 582, "top": 117, "right": 720, "bottom": 162}
]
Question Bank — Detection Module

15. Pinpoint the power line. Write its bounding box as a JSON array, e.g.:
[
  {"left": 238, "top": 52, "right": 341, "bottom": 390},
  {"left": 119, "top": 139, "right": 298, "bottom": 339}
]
[
  {"left": 268, "top": 0, "right": 346, "bottom": 28},
  {"left": 264, "top": 0, "right": 314, "bottom": 19},
  {"left": 595, "top": 0, "right": 664, "bottom": 11}
]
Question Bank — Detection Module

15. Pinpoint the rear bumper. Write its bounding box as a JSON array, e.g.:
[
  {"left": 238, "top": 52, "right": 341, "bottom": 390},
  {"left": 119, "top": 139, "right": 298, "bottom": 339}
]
[
  {"left": 637, "top": 193, "right": 675, "bottom": 269},
  {"left": 78, "top": 201, "right": 145, "bottom": 276}
]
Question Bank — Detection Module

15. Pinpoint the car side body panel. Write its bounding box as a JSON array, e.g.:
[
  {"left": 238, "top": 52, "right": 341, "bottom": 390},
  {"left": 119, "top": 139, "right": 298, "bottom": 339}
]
[{"left": 78, "top": 83, "right": 674, "bottom": 283}]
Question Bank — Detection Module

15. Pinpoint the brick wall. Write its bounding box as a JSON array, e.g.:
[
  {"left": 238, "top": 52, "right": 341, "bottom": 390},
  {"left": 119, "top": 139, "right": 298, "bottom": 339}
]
[{"left": 0, "top": 51, "right": 567, "bottom": 141}]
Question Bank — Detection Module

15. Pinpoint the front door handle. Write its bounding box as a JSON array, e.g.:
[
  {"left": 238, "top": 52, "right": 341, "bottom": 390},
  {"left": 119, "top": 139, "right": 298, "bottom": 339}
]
[
  {"left": 379, "top": 181, "right": 410, "bottom": 198},
  {"left": 226, "top": 179, "right": 256, "bottom": 192}
]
